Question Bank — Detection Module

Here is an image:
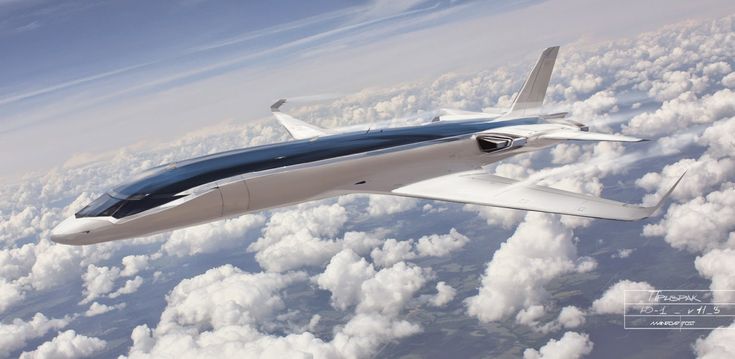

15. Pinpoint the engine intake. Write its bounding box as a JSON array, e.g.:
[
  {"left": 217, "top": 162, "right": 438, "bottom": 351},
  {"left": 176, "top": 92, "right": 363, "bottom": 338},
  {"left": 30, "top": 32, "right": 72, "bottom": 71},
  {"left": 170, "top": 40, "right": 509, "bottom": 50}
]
[{"left": 476, "top": 134, "right": 527, "bottom": 153}]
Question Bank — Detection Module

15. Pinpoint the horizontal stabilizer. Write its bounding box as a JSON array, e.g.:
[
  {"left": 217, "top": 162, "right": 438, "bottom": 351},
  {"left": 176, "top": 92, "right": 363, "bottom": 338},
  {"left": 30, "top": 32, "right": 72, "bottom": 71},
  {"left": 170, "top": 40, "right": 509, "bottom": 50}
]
[
  {"left": 539, "top": 130, "right": 645, "bottom": 142},
  {"left": 271, "top": 99, "right": 329, "bottom": 140},
  {"left": 390, "top": 171, "right": 684, "bottom": 221},
  {"left": 509, "top": 46, "right": 559, "bottom": 114}
]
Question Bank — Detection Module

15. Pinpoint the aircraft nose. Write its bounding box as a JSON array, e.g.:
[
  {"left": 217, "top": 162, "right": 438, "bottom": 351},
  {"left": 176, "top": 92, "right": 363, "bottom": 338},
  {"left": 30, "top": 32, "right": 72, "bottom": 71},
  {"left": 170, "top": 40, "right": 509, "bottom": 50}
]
[
  {"left": 50, "top": 216, "right": 85, "bottom": 244},
  {"left": 50, "top": 216, "right": 112, "bottom": 245}
]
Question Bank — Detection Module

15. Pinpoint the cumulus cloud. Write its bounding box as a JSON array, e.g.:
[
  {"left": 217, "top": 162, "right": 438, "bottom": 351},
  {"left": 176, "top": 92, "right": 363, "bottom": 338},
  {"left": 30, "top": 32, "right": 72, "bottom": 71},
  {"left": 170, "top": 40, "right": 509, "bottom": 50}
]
[
  {"left": 109, "top": 276, "right": 144, "bottom": 299},
  {"left": 415, "top": 229, "right": 470, "bottom": 257},
  {"left": 0, "top": 243, "right": 36, "bottom": 280},
  {"left": 80, "top": 264, "right": 121, "bottom": 304},
  {"left": 516, "top": 304, "right": 588, "bottom": 334},
  {"left": 120, "top": 255, "right": 150, "bottom": 277},
  {"left": 371, "top": 229, "right": 470, "bottom": 267},
  {"left": 85, "top": 301, "right": 126, "bottom": 317},
  {"left": 637, "top": 155, "right": 734, "bottom": 203},
  {"left": 0, "top": 313, "right": 70, "bottom": 356},
  {"left": 316, "top": 249, "right": 376, "bottom": 310},
  {"left": 523, "top": 331, "right": 594, "bottom": 359},
  {"left": 370, "top": 238, "right": 416, "bottom": 267},
  {"left": 643, "top": 185, "right": 735, "bottom": 253},
  {"left": 126, "top": 261, "right": 429, "bottom": 359},
  {"left": 465, "top": 213, "right": 580, "bottom": 323},
  {"left": 19, "top": 330, "right": 106, "bottom": 359},
  {"left": 591, "top": 280, "right": 655, "bottom": 315},
  {"left": 357, "top": 261, "right": 430, "bottom": 316},
  {"left": 0, "top": 279, "right": 25, "bottom": 315},
  {"left": 429, "top": 281, "right": 456, "bottom": 307},
  {"left": 162, "top": 214, "right": 266, "bottom": 257},
  {"left": 247, "top": 203, "right": 347, "bottom": 272},
  {"left": 695, "top": 249, "right": 735, "bottom": 302},
  {"left": 341, "top": 231, "right": 384, "bottom": 256},
  {"left": 556, "top": 306, "right": 586, "bottom": 329},
  {"left": 156, "top": 265, "right": 307, "bottom": 330},
  {"left": 551, "top": 144, "right": 583, "bottom": 165},
  {"left": 701, "top": 116, "right": 735, "bottom": 159},
  {"left": 624, "top": 89, "right": 735, "bottom": 137},
  {"left": 28, "top": 243, "right": 86, "bottom": 291},
  {"left": 366, "top": 195, "right": 418, "bottom": 216},
  {"left": 694, "top": 321, "right": 735, "bottom": 359}
]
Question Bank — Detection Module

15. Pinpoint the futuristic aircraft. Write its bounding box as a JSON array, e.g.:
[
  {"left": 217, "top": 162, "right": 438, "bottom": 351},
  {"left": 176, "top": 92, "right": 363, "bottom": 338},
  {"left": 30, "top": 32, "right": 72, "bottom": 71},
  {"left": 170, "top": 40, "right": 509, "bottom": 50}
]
[{"left": 51, "top": 46, "right": 683, "bottom": 245}]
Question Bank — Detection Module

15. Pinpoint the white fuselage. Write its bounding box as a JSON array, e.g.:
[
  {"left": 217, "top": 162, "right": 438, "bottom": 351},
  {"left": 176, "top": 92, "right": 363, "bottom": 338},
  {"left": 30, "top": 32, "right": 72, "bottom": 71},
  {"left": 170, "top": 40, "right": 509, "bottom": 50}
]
[{"left": 51, "top": 119, "right": 564, "bottom": 245}]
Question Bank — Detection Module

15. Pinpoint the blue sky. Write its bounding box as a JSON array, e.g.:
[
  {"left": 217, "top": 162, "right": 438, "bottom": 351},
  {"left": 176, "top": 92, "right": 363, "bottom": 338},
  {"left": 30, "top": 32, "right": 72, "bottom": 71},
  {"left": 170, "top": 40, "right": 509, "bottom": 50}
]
[{"left": 1, "top": 0, "right": 734, "bottom": 179}]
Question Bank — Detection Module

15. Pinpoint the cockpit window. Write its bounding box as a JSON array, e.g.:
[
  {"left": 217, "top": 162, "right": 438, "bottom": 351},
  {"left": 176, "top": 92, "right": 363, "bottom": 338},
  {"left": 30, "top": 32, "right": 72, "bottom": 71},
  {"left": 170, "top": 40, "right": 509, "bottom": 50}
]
[
  {"left": 75, "top": 194, "right": 125, "bottom": 218},
  {"left": 75, "top": 193, "right": 183, "bottom": 219}
]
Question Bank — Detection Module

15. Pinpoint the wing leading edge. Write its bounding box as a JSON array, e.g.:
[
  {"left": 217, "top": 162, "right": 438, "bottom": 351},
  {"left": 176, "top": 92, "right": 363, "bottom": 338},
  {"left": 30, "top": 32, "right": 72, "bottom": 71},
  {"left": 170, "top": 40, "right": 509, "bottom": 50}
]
[{"left": 390, "top": 171, "right": 684, "bottom": 221}]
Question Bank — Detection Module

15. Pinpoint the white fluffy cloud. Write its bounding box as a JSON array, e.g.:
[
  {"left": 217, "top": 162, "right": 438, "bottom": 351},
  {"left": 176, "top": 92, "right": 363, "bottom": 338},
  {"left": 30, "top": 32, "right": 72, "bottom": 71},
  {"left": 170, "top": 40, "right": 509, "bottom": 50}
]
[
  {"left": 415, "top": 229, "right": 470, "bottom": 257},
  {"left": 523, "top": 331, "right": 594, "bottom": 359},
  {"left": 370, "top": 229, "right": 470, "bottom": 267},
  {"left": 695, "top": 249, "right": 735, "bottom": 303},
  {"left": 357, "top": 261, "right": 430, "bottom": 316},
  {"left": 0, "top": 313, "right": 70, "bottom": 356},
  {"left": 0, "top": 243, "right": 36, "bottom": 281},
  {"left": 85, "top": 301, "right": 126, "bottom": 317},
  {"left": 370, "top": 238, "right": 416, "bottom": 267},
  {"left": 591, "top": 280, "right": 655, "bottom": 315},
  {"left": 0, "top": 279, "right": 25, "bottom": 315},
  {"left": 156, "top": 265, "right": 307, "bottom": 330},
  {"left": 247, "top": 203, "right": 347, "bottom": 272},
  {"left": 643, "top": 185, "right": 735, "bottom": 253},
  {"left": 316, "top": 249, "right": 376, "bottom": 310},
  {"left": 701, "top": 116, "right": 735, "bottom": 159},
  {"left": 366, "top": 195, "right": 418, "bottom": 217},
  {"left": 556, "top": 306, "right": 586, "bottom": 329},
  {"left": 624, "top": 89, "right": 735, "bottom": 137},
  {"left": 162, "top": 214, "right": 266, "bottom": 257},
  {"left": 19, "top": 330, "right": 106, "bottom": 359},
  {"left": 637, "top": 156, "right": 734, "bottom": 203},
  {"left": 80, "top": 264, "right": 121, "bottom": 304},
  {"left": 465, "top": 213, "right": 580, "bottom": 323},
  {"left": 109, "top": 276, "right": 144, "bottom": 299},
  {"left": 126, "top": 261, "right": 430, "bottom": 359},
  {"left": 120, "top": 255, "right": 150, "bottom": 277},
  {"left": 429, "top": 281, "right": 456, "bottom": 307},
  {"left": 694, "top": 321, "right": 735, "bottom": 359}
]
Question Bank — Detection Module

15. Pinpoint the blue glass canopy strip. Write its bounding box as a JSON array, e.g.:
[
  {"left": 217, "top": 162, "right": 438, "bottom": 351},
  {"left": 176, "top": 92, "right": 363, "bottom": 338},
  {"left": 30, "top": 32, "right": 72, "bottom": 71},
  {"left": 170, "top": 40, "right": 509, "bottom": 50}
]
[{"left": 112, "top": 118, "right": 538, "bottom": 198}]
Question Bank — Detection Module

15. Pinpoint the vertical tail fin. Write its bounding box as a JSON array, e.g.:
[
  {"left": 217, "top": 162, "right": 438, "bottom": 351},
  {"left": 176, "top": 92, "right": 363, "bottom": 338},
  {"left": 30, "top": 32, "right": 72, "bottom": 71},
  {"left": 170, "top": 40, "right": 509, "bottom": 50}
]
[{"left": 509, "top": 46, "right": 559, "bottom": 113}]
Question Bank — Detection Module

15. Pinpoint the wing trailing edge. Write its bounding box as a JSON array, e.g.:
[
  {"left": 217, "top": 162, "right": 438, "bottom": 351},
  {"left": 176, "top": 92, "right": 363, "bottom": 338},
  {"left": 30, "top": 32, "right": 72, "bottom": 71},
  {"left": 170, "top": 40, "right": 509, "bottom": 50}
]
[
  {"left": 390, "top": 170, "right": 685, "bottom": 221},
  {"left": 538, "top": 129, "right": 646, "bottom": 142},
  {"left": 271, "top": 99, "right": 329, "bottom": 140}
]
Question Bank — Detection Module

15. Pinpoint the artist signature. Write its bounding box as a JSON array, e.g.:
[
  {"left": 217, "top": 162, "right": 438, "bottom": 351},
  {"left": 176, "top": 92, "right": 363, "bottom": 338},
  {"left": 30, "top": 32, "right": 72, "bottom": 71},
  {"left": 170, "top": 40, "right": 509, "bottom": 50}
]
[{"left": 648, "top": 290, "right": 702, "bottom": 303}]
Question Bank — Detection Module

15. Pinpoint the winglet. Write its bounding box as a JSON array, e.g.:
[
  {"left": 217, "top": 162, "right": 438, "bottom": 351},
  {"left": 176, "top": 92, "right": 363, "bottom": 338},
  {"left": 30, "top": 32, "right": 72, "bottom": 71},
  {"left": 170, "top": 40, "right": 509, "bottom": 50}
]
[
  {"left": 509, "top": 46, "right": 559, "bottom": 113},
  {"left": 271, "top": 99, "right": 287, "bottom": 112},
  {"left": 648, "top": 171, "right": 686, "bottom": 214},
  {"left": 270, "top": 99, "right": 329, "bottom": 140}
]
